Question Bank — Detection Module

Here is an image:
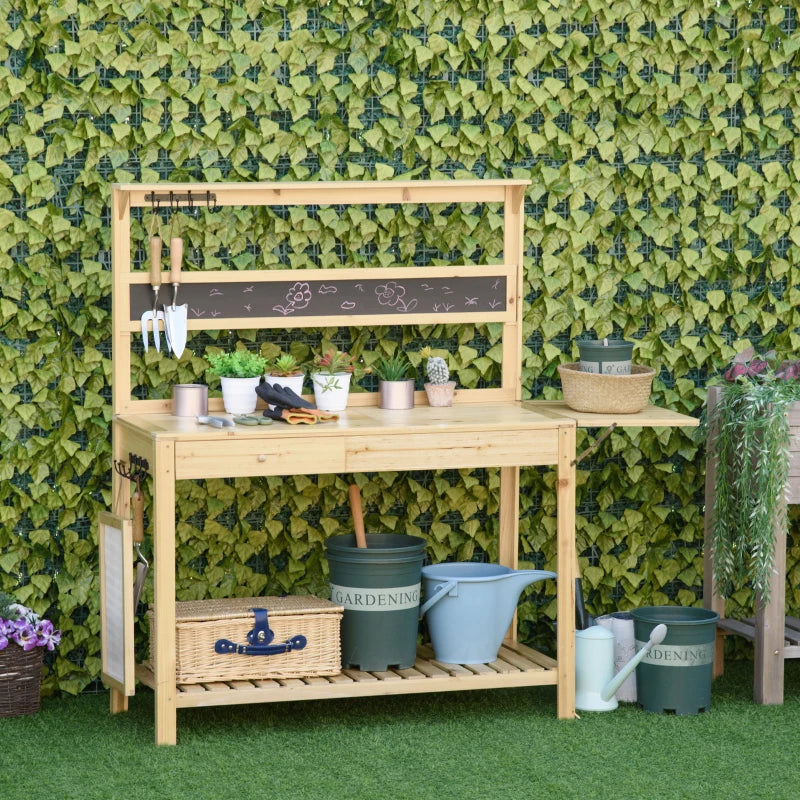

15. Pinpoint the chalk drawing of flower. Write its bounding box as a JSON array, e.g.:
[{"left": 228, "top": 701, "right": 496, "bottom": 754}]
[
  {"left": 286, "top": 281, "right": 312, "bottom": 309},
  {"left": 376, "top": 281, "right": 405, "bottom": 307}
]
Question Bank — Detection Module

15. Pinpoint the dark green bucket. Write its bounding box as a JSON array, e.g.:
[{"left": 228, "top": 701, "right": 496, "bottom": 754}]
[
  {"left": 326, "top": 533, "right": 426, "bottom": 671},
  {"left": 631, "top": 606, "right": 719, "bottom": 715}
]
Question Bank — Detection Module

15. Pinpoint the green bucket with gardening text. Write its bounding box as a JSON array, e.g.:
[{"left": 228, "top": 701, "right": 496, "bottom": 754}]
[
  {"left": 631, "top": 606, "right": 719, "bottom": 715},
  {"left": 325, "top": 533, "right": 426, "bottom": 672}
]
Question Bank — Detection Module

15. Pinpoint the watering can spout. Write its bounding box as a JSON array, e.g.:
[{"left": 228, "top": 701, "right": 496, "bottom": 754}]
[
  {"left": 506, "top": 569, "right": 557, "bottom": 596},
  {"left": 599, "top": 623, "right": 668, "bottom": 702}
]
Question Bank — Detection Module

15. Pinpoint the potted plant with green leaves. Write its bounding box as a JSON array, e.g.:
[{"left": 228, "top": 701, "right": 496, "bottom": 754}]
[
  {"left": 705, "top": 347, "right": 800, "bottom": 603},
  {"left": 207, "top": 349, "right": 267, "bottom": 414},
  {"left": 421, "top": 346, "right": 456, "bottom": 407},
  {"left": 263, "top": 353, "right": 306, "bottom": 407},
  {"left": 372, "top": 352, "right": 416, "bottom": 410},
  {"left": 310, "top": 349, "right": 358, "bottom": 412}
]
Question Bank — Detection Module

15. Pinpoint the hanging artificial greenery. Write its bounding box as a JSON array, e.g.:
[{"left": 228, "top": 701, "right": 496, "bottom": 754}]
[{"left": 707, "top": 351, "right": 800, "bottom": 603}]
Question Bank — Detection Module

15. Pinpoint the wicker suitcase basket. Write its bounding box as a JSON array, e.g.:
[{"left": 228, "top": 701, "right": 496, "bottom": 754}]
[
  {"left": 149, "top": 595, "right": 343, "bottom": 684},
  {"left": 558, "top": 362, "right": 655, "bottom": 414}
]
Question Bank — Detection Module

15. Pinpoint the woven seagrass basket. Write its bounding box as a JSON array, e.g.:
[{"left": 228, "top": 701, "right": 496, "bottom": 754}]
[
  {"left": 558, "top": 362, "right": 656, "bottom": 414},
  {"left": 0, "top": 644, "right": 43, "bottom": 718},
  {"left": 149, "top": 595, "right": 343, "bottom": 684}
]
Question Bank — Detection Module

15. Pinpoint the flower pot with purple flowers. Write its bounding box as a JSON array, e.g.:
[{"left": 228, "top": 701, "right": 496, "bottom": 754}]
[{"left": 0, "top": 593, "right": 61, "bottom": 718}]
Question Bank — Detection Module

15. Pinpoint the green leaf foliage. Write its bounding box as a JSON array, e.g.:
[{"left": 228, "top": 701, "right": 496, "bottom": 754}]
[{"left": 2, "top": 0, "right": 800, "bottom": 690}]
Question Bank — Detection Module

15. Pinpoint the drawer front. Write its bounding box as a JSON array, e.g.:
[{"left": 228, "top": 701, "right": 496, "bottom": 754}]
[
  {"left": 175, "top": 438, "right": 346, "bottom": 479},
  {"left": 345, "top": 429, "right": 559, "bottom": 472}
]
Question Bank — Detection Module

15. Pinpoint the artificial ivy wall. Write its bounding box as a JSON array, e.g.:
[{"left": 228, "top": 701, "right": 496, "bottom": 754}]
[{"left": 1, "top": 0, "right": 800, "bottom": 693}]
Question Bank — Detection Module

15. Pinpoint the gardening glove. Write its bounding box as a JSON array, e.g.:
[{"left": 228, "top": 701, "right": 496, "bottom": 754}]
[
  {"left": 256, "top": 381, "right": 315, "bottom": 410},
  {"left": 262, "top": 407, "right": 340, "bottom": 425},
  {"left": 262, "top": 406, "right": 318, "bottom": 425}
]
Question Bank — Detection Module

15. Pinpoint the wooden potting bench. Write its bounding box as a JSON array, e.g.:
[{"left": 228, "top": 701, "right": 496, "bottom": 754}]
[{"left": 105, "top": 179, "right": 697, "bottom": 744}]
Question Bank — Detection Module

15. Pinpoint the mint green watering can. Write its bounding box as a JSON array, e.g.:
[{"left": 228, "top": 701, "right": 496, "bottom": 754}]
[{"left": 420, "top": 562, "right": 556, "bottom": 664}]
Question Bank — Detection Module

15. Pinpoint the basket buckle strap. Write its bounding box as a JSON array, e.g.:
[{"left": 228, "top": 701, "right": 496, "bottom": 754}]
[{"left": 213, "top": 608, "right": 308, "bottom": 656}]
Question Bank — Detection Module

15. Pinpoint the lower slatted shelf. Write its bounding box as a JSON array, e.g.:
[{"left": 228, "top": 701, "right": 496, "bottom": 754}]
[
  {"left": 717, "top": 616, "right": 800, "bottom": 658},
  {"left": 135, "top": 640, "right": 558, "bottom": 709}
]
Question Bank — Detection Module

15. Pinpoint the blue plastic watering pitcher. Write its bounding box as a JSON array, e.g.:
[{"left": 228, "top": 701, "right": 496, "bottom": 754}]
[{"left": 420, "top": 562, "right": 556, "bottom": 664}]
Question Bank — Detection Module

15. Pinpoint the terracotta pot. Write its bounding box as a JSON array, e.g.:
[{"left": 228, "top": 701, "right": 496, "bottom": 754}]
[{"left": 424, "top": 381, "right": 456, "bottom": 407}]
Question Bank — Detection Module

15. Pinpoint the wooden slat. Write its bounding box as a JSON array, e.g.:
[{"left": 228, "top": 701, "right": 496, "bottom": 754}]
[
  {"left": 228, "top": 680, "right": 255, "bottom": 690},
  {"left": 323, "top": 672, "right": 356, "bottom": 685},
  {"left": 201, "top": 682, "right": 231, "bottom": 692},
  {"left": 341, "top": 668, "right": 378, "bottom": 682},
  {"left": 411, "top": 659, "right": 449, "bottom": 678},
  {"left": 496, "top": 646, "right": 543, "bottom": 672},
  {"left": 121, "top": 312, "right": 510, "bottom": 333},
  {"left": 116, "top": 179, "right": 531, "bottom": 209},
  {"left": 177, "top": 683, "right": 207, "bottom": 694},
  {"left": 372, "top": 670, "right": 403, "bottom": 682},
  {"left": 391, "top": 667, "right": 426, "bottom": 680},
  {"left": 462, "top": 662, "right": 496, "bottom": 675},
  {"left": 277, "top": 678, "right": 306, "bottom": 687},
  {"left": 501, "top": 639, "right": 559, "bottom": 670},
  {"left": 124, "top": 264, "right": 514, "bottom": 284}
]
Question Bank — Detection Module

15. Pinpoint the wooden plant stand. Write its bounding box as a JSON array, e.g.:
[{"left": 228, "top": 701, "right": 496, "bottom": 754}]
[
  {"left": 105, "top": 180, "right": 697, "bottom": 744},
  {"left": 703, "top": 385, "right": 800, "bottom": 703}
]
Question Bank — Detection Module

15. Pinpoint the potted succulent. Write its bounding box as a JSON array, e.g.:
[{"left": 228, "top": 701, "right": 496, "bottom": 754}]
[
  {"left": 264, "top": 353, "right": 306, "bottom": 407},
  {"left": 1, "top": 593, "right": 61, "bottom": 718},
  {"left": 207, "top": 349, "right": 268, "bottom": 414},
  {"left": 372, "top": 352, "right": 416, "bottom": 410},
  {"left": 705, "top": 348, "right": 800, "bottom": 603},
  {"left": 310, "top": 349, "right": 358, "bottom": 412},
  {"left": 421, "top": 346, "right": 456, "bottom": 407}
]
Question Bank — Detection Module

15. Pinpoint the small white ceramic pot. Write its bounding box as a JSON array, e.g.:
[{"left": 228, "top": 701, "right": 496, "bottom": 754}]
[
  {"left": 263, "top": 373, "right": 305, "bottom": 408},
  {"left": 220, "top": 376, "right": 260, "bottom": 414},
  {"left": 311, "top": 371, "right": 352, "bottom": 411}
]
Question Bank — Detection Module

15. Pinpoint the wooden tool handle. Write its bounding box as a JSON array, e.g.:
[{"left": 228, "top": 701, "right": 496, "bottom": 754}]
[
  {"left": 348, "top": 484, "right": 367, "bottom": 549},
  {"left": 132, "top": 489, "right": 144, "bottom": 544},
  {"left": 149, "top": 235, "right": 162, "bottom": 287},
  {"left": 170, "top": 236, "right": 183, "bottom": 284}
]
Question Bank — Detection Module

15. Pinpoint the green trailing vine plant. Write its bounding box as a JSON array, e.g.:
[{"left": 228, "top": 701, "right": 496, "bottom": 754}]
[{"left": 706, "top": 349, "right": 800, "bottom": 603}]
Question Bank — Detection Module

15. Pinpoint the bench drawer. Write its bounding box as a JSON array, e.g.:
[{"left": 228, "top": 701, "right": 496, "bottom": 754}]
[
  {"left": 175, "top": 437, "right": 346, "bottom": 479},
  {"left": 345, "top": 429, "right": 558, "bottom": 472}
]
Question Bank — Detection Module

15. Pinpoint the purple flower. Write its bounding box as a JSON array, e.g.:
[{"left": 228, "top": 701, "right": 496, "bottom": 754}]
[
  {"left": 13, "top": 620, "right": 38, "bottom": 651},
  {"left": 35, "top": 620, "right": 61, "bottom": 650}
]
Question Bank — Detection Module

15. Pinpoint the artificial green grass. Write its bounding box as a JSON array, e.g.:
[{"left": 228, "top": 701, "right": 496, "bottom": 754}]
[{"left": 1, "top": 660, "right": 797, "bottom": 800}]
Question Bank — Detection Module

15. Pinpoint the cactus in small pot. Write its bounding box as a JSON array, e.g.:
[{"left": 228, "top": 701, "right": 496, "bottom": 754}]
[{"left": 421, "top": 346, "right": 456, "bottom": 407}]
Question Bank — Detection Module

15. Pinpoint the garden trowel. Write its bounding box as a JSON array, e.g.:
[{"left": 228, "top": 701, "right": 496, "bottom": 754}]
[{"left": 163, "top": 235, "right": 187, "bottom": 357}]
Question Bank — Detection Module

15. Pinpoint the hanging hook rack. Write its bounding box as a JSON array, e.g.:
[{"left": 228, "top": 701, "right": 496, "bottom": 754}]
[
  {"left": 144, "top": 189, "right": 216, "bottom": 208},
  {"left": 114, "top": 452, "right": 150, "bottom": 487}
]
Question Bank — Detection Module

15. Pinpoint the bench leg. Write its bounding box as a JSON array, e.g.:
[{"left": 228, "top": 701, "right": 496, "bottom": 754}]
[{"left": 754, "top": 514, "right": 786, "bottom": 704}]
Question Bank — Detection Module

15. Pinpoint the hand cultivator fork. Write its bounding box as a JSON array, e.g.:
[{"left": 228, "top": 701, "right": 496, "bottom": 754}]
[{"left": 141, "top": 208, "right": 166, "bottom": 352}]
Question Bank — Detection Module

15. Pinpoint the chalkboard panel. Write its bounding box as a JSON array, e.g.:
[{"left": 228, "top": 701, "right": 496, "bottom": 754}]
[{"left": 129, "top": 275, "right": 508, "bottom": 322}]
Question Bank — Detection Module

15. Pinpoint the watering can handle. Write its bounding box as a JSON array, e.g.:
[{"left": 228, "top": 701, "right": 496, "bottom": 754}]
[{"left": 419, "top": 580, "right": 458, "bottom": 618}]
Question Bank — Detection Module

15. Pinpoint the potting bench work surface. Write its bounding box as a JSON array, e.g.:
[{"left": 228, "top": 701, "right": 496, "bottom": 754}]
[{"left": 106, "top": 180, "right": 698, "bottom": 744}]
